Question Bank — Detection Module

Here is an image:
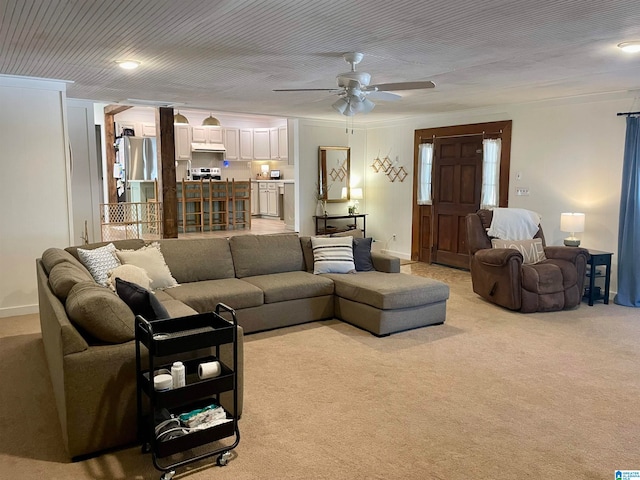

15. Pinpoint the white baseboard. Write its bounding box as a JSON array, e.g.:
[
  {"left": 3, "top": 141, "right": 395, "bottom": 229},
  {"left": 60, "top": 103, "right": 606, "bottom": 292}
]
[{"left": 0, "top": 304, "right": 38, "bottom": 318}]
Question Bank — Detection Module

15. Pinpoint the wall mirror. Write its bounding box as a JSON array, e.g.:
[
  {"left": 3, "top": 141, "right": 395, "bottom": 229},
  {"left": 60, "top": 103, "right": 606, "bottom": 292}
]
[{"left": 318, "top": 146, "right": 350, "bottom": 202}]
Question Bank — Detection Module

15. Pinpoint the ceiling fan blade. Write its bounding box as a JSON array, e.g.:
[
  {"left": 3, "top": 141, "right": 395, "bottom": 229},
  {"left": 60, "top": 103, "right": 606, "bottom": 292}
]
[
  {"left": 366, "top": 91, "right": 401, "bottom": 101},
  {"left": 273, "top": 88, "right": 337, "bottom": 92},
  {"left": 370, "top": 81, "right": 436, "bottom": 91}
]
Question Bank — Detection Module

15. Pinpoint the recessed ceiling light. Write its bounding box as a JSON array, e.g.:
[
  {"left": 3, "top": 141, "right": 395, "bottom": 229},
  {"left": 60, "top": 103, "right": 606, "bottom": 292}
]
[
  {"left": 617, "top": 41, "right": 640, "bottom": 53},
  {"left": 116, "top": 60, "right": 140, "bottom": 70}
]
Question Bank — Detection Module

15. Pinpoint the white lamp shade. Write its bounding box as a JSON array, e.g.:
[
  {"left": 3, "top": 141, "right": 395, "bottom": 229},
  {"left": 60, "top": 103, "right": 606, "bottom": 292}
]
[
  {"left": 261, "top": 164, "right": 269, "bottom": 173},
  {"left": 350, "top": 187, "right": 363, "bottom": 200},
  {"left": 560, "top": 213, "right": 585, "bottom": 233}
]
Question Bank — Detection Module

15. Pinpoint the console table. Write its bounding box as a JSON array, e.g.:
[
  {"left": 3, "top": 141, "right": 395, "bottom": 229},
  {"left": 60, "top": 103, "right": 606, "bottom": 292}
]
[
  {"left": 314, "top": 213, "right": 367, "bottom": 237},
  {"left": 584, "top": 249, "right": 613, "bottom": 306}
]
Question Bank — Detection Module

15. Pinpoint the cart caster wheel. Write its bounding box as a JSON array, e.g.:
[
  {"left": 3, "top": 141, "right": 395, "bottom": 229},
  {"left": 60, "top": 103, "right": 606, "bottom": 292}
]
[
  {"left": 141, "top": 442, "right": 151, "bottom": 454},
  {"left": 160, "top": 471, "right": 175, "bottom": 480},
  {"left": 217, "top": 451, "right": 231, "bottom": 466}
]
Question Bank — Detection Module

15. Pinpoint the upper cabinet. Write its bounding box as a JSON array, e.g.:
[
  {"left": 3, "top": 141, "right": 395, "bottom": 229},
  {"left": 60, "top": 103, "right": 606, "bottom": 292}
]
[
  {"left": 253, "top": 128, "right": 271, "bottom": 160},
  {"left": 174, "top": 124, "right": 192, "bottom": 161},
  {"left": 191, "top": 126, "right": 223, "bottom": 144},
  {"left": 239, "top": 128, "right": 253, "bottom": 161},
  {"left": 278, "top": 126, "right": 288, "bottom": 161},
  {"left": 116, "top": 121, "right": 156, "bottom": 137},
  {"left": 223, "top": 127, "right": 239, "bottom": 160}
]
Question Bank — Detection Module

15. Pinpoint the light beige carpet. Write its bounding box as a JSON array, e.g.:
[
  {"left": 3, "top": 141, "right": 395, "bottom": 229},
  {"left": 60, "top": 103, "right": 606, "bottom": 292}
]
[{"left": 1, "top": 263, "right": 639, "bottom": 480}]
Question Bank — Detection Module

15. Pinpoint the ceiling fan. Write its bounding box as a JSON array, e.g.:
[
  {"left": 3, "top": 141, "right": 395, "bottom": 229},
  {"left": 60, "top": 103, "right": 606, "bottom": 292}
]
[{"left": 273, "top": 52, "right": 435, "bottom": 116}]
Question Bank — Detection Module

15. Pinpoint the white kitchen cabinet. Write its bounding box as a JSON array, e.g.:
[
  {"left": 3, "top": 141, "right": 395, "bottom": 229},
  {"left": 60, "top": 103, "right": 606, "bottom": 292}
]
[
  {"left": 192, "top": 125, "right": 223, "bottom": 144},
  {"left": 267, "top": 183, "right": 278, "bottom": 216},
  {"left": 140, "top": 122, "right": 156, "bottom": 137},
  {"left": 278, "top": 126, "right": 288, "bottom": 160},
  {"left": 253, "top": 128, "right": 270, "bottom": 160},
  {"left": 269, "top": 128, "right": 279, "bottom": 159},
  {"left": 224, "top": 127, "right": 239, "bottom": 160},
  {"left": 239, "top": 128, "right": 253, "bottom": 160},
  {"left": 257, "top": 182, "right": 279, "bottom": 216},
  {"left": 174, "top": 124, "right": 192, "bottom": 160},
  {"left": 258, "top": 184, "right": 269, "bottom": 215}
]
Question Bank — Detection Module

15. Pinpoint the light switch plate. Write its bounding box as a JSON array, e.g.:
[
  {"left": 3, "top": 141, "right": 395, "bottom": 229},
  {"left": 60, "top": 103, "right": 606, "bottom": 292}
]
[{"left": 516, "top": 187, "right": 530, "bottom": 196}]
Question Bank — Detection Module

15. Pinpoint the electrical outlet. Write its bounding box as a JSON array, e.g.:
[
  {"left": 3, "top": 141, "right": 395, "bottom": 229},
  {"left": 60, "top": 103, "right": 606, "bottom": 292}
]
[{"left": 515, "top": 187, "right": 530, "bottom": 196}]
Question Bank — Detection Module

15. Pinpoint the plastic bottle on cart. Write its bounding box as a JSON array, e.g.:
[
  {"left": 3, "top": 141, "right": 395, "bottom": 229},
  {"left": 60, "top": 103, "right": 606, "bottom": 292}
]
[{"left": 171, "top": 361, "right": 186, "bottom": 389}]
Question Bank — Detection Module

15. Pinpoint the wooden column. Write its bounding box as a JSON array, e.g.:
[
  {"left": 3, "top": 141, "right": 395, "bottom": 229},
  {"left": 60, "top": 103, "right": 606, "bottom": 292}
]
[
  {"left": 156, "top": 107, "right": 178, "bottom": 238},
  {"left": 103, "top": 105, "right": 132, "bottom": 203}
]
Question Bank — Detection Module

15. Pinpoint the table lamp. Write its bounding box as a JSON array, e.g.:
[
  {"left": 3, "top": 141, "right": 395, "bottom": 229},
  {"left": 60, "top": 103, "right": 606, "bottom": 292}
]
[
  {"left": 560, "top": 213, "right": 585, "bottom": 246},
  {"left": 351, "top": 188, "right": 363, "bottom": 214},
  {"left": 260, "top": 164, "right": 269, "bottom": 178}
]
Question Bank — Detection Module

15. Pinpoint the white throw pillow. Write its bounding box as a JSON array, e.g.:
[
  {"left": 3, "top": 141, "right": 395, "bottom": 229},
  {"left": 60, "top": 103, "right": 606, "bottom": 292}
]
[
  {"left": 311, "top": 236, "right": 356, "bottom": 274},
  {"left": 77, "top": 243, "right": 121, "bottom": 286},
  {"left": 491, "top": 238, "right": 547, "bottom": 265},
  {"left": 106, "top": 264, "right": 152, "bottom": 292},
  {"left": 116, "top": 242, "right": 178, "bottom": 290}
]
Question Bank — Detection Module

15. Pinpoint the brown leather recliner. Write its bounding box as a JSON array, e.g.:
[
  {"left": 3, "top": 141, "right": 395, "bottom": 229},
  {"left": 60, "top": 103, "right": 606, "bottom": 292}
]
[{"left": 466, "top": 209, "right": 590, "bottom": 312}]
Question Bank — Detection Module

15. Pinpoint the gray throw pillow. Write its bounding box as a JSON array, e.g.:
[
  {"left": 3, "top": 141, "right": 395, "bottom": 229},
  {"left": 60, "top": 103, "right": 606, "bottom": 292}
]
[{"left": 353, "top": 237, "right": 375, "bottom": 272}]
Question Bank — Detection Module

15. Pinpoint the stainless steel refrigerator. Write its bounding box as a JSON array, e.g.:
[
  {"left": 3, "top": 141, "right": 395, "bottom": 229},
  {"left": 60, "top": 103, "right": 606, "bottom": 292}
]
[{"left": 114, "top": 136, "right": 157, "bottom": 202}]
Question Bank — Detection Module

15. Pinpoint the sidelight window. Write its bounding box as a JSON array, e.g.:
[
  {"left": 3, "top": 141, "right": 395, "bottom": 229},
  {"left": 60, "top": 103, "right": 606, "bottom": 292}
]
[
  {"left": 480, "top": 138, "right": 501, "bottom": 209},
  {"left": 417, "top": 143, "right": 434, "bottom": 205}
]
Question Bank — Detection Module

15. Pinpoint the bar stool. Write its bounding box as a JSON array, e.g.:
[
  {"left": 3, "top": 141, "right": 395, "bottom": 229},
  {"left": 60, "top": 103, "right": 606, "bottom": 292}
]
[
  {"left": 229, "top": 178, "right": 251, "bottom": 229},
  {"left": 209, "top": 179, "right": 228, "bottom": 230},
  {"left": 181, "top": 179, "right": 204, "bottom": 233}
]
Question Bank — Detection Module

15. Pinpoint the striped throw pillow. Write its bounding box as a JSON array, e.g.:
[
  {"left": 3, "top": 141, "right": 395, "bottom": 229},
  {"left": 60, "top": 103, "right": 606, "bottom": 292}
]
[{"left": 311, "top": 236, "right": 356, "bottom": 274}]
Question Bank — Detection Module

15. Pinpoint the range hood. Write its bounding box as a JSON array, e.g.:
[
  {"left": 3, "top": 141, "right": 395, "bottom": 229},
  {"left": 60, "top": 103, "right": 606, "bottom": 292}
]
[{"left": 191, "top": 142, "right": 226, "bottom": 152}]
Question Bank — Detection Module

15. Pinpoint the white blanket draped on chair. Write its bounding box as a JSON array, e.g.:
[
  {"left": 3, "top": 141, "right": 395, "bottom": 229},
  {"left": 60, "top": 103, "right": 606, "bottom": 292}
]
[{"left": 487, "top": 208, "right": 541, "bottom": 240}]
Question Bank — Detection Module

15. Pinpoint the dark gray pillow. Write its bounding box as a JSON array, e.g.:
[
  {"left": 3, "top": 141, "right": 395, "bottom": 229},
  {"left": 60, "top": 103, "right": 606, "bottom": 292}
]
[
  {"left": 115, "top": 278, "right": 170, "bottom": 321},
  {"left": 353, "top": 237, "right": 375, "bottom": 272}
]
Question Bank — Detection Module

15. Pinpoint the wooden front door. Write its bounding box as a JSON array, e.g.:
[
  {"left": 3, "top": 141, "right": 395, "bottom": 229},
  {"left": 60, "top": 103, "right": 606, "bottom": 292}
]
[{"left": 431, "top": 135, "right": 483, "bottom": 269}]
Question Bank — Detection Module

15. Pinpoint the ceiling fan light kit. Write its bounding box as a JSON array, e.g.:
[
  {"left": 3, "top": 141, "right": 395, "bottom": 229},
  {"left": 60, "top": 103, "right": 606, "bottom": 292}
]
[{"left": 274, "top": 52, "right": 435, "bottom": 116}]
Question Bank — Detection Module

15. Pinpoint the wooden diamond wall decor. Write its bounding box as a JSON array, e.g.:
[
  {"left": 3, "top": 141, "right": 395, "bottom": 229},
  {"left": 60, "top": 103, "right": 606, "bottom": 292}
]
[
  {"left": 386, "top": 167, "right": 399, "bottom": 182},
  {"left": 381, "top": 156, "right": 392, "bottom": 172},
  {"left": 370, "top": 157, "right": 383, "bottom": 173},
  {"left": 396, "top": 166, "right": 408, "bottom": 182}
]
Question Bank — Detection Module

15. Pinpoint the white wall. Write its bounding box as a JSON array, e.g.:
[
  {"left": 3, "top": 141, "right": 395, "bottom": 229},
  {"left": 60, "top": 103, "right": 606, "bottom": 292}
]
[
  {"left": 0, "top": 76, "right": 72, "bottom": 317},
  {"left": 296, "top": 119, "right": 367, "bottom": 236},
  {"left": 365, "top": 93, "right": 630, "bottom": 290}
]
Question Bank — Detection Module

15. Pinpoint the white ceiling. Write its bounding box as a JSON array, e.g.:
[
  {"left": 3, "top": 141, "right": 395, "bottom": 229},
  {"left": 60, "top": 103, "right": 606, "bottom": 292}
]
[{"left": 2, "top": 0, "right": 640, "bottom": 121}]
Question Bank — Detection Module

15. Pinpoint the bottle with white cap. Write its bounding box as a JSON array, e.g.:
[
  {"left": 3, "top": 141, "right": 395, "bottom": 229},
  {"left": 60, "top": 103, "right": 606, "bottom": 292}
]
[{"left": 171, "top": 361, "right": 186, "bottom": 389}]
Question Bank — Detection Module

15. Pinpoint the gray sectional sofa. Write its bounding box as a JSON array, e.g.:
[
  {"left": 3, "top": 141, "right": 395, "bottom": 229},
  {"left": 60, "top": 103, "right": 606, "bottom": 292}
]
[{"left": 36, "top": 233, "right": 449, "bottom": 459}]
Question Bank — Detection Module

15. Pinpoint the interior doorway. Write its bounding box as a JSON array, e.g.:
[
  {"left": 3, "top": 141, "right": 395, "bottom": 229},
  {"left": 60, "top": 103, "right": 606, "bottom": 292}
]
[{"left": 411, "top": 120, "right": 512, "bottom": 269}]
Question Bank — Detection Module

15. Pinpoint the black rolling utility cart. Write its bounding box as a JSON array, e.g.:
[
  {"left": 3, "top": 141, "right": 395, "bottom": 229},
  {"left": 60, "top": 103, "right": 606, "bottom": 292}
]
[{"left": 135, "top": 304, "right": 240, "bottom": 480}]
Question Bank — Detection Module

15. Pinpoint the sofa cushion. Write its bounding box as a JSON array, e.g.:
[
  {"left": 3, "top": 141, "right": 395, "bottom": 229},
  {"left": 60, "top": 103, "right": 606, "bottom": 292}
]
[
  {"left": 229, "top": 234, "right": 305, "bottom": 278},
  {"left": 163, "top": 278, "right": 263, "bottom": 312},
  {"left": 353, "top": 237, "right": 375, "bottom": 272},
  {"left": 48, "top": 261, "right": 95, "bottom": 300},
  {"left": 521, "top": 263, "right": 565, "bottom": 294},
  {"left": 65, "top": 281, "right": 135, "bottom": 343},
  {"left": 241, "top": 271, "right": 334, "bottom": 303},
  {"left": 157, "top": 238, "right": 235, "bottom": 282},
  {"left": 116, "top": 243, "right": 178, "bottom": 290},
  {"left": 77, "top": 243, "right": 121, "bottom": 286},
  {"left": 323, "top": 271, "right": 450, "bottom": 310},
  {"left": 66, "top": 239, "right": 146, "bottom": 262},
  {"left": 115, "top": 278, "right": 170, "bottom": 321},
  {"left": 41, "top": 247, "right": 90, "bottom": 275},
  {"left": 311, "top": 236, "right": 355, "bottom": 274}
]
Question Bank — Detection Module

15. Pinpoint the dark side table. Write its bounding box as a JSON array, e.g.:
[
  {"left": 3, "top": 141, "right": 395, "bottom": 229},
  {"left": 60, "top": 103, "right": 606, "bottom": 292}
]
[{"left": 584, "top": 249, "right": 613, "bottom": 306}]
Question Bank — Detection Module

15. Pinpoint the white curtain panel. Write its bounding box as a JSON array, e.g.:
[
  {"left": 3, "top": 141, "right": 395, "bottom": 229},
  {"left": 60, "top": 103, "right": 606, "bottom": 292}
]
[
  {"left": 417, "top": 143, "right": 433, "bottom": 205},
  {"left": 481, "top": 138, "right": 501, "bottom": 209}
]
